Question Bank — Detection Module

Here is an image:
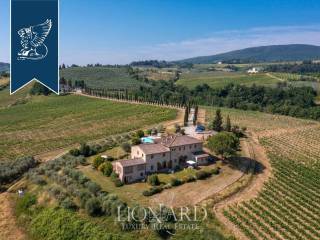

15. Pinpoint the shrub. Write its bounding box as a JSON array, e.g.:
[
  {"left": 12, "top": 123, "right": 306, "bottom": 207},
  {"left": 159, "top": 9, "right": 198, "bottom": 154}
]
[
  {"left": 98, "top": 162, "right": 113, "bottom": 176},
  {"left": 211, "top": 167, "right": 220, "bottom": 175},
  {"left": 85, "top": 198, "right": 102, "bottom": 216},
  {"left": 142, "top": 186, "right": 163, "bottom": 196},
  {"left": 109, "top": 172, "right": 123, "bottom": 187},
  {"left": 60, "top": 197, "right": 78, "bottom": 211},
  {"left": 85, "top": 181, "right": 101, "bottom": 195},
  {"left": 135, "top": 130, "right": 145, "bottom": 138},
  {"left": 121, "top": 142, "right": 131, "bottom": 153},
  {"left": 113, "top": 178, "right": 124, "bottom": 187},
  {"left": 92, "top": 156, "right": 104, "bottom": 169},
  {"left": 182, "top": 175, "right": 196, "bottom": 183},
  {"left": 30, "top": 175, "right": 47, "bottom": 185},
  {"left": 0, "top": 156, "right": 37, "bottom": 185},
  {"left": 79, "top": 190, "right": 92, "bottom": 208},
  {"left": 90, "top": 144, "right": 102, "bottom": 154},
  {"left": 106, "top": 156, "right": 114, "bottom": 161},
  {"left": 79, "top": 142, "right": 96, "bottom": 157},
  {"left": 170, "top": 178, "right": 183, "bottom": 186},
  {"left": 16, "top": 193, "right": 37, "bottom": 216},
  {"left": 110, "top": 172, "right": 119, "bottom": 181},
  {"left": 147, "top": 174, "right": 160, "bottom": 186},
  {"left": 131, "top": 137, "right": 141, "bottom": 145},
  {"left": 195, "top": 170, "right": 211, "bottom": 180},
  {"left": 69, "top": 148, "right": 80, "bottom": 156}
]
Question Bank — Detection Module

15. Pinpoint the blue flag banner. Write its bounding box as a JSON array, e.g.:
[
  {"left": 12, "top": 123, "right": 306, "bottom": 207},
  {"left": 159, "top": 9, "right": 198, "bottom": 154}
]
[{"left": 11, "top": 0, "right": 59, "bottom": 94}]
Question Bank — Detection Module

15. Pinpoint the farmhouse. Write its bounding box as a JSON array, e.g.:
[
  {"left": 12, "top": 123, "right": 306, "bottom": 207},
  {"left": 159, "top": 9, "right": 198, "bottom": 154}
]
[
  {"left": 247, "top": 67, "right": 259, "bottom": 74},
  {"left": 114, "top": 135, "right": 210, "bottom": 183}
]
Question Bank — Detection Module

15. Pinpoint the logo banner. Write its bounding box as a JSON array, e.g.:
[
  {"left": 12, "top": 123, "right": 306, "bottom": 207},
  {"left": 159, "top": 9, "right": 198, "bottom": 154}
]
[{"left": 11, "top": 0, "right": 59, "bottom": 94}]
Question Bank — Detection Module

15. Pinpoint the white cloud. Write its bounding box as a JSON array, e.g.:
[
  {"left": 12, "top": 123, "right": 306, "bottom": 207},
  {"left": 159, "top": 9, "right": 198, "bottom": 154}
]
[
  {"left": 59, "top": 25, "right": 320, "bottom": 64},
  {"left": 3, "top": 24, "right": 319, "bottom": 65},
  {"left": 129, "top": 25, "right": 320, "bottom": 63}
]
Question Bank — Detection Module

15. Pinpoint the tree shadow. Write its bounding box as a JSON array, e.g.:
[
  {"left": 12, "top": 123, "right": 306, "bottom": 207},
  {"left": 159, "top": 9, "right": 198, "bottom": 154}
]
[{"left": 221, "top": 156, "right": 265, "bottom": 175}]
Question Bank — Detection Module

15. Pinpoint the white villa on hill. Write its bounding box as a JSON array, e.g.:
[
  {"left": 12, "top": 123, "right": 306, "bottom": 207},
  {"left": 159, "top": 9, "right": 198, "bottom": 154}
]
[
  {"left": 247, "top": 67, "right": 259, "bottom": 74},
  {"left": 113, "top": 135, "right": 209, "bottom": 183}
]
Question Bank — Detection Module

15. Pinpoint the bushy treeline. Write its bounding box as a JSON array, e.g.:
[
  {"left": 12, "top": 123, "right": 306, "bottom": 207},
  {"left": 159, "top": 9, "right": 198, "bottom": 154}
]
[
  {"left": 130, "top": 60, "right": 174, "bottom": 68},
  {"left": 29, "top": 82, "right": 51, "bottom": 95},
  {"left": 265, "top": 62, "right": 320, "bottom": 74},
  {"left": 0, "top": 156, "right": 37, "bottom": 185},
  {"left": 130, "top": 60, "right": 193, "bottom": 69},
  {"left": 85, "top": 79, "right": 320, "bottom": 120},
  {"left": 194, "top": 84, "right": 320, "bottom": 120}
]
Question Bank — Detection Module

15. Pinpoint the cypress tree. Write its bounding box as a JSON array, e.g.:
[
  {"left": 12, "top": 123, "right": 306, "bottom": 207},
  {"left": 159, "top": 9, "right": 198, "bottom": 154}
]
[
  {"left": 225, "top": 115, "right": 231, "bottom": 132},
  {"left": 212, "top": 109, "right": 223, "bottom": 132}
]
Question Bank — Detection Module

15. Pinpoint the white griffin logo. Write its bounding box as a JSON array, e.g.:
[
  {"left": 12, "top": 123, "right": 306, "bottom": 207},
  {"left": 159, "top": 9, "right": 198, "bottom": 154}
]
[{"left": 17, "top": 19, "right": 52, "bottom": 60}]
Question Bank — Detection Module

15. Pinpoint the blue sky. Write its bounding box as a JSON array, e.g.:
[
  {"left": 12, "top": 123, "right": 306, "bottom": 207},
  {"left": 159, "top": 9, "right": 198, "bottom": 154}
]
[{"left": 1, "top": 0, "right": 320, "bottom": 64}]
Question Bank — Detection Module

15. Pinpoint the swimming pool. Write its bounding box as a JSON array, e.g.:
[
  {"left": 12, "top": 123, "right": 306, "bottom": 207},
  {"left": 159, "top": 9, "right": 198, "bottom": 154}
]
[{"left": 141, "top": 137, "right": 155, "bottom": 143}]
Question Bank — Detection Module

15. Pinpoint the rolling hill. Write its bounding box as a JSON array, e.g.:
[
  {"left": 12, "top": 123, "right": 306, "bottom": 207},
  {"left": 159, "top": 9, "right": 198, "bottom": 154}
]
[
  {"left": 0, "top": 62, "right": 9, "bottom": 72},
  {"left": 60, "top": 66, "right": 149, "bottom": 89},
  {"left": 177, "top": 44, "right": 320, "bottom": 64}
]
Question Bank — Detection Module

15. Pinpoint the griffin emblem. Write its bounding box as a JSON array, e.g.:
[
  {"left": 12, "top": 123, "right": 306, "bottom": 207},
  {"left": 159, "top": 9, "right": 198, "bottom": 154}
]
[{"left": 17, "top": 19, "right": 52, "bottom": 60}]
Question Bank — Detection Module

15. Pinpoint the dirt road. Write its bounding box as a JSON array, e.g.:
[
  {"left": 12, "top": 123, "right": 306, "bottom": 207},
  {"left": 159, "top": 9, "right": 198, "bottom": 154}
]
[
  {"left": 214, "top": 133, "right": 272, "bottom": 240},
  {"left": 0, "top": 193, "right": 26, "bottom": 240}
]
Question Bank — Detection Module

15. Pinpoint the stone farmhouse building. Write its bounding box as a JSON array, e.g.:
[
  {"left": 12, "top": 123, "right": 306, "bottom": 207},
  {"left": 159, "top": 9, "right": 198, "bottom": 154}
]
[{"left": 114, "top": 135, "right": 209, "bottom": 183}]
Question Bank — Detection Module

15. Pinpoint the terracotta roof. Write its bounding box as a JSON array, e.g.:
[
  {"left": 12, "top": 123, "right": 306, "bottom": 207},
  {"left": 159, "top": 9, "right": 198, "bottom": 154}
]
[
  {"left": 161, "top": 135, "right": 202, "bottom": 147},
  {"left": 137, "top": 143, "right": 170, "bottom": 154},
  {"left": 116, "top": 158, "right": 146, "bottom": 167}
]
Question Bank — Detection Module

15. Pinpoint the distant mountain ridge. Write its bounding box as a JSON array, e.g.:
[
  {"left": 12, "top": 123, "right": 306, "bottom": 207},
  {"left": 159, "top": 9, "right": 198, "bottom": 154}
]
[
  {"left": 0, "top": 62, "right": 9, "bottom": 72},
  {"left": 176, "top": 44, "right": 320, "bottom": 64}
]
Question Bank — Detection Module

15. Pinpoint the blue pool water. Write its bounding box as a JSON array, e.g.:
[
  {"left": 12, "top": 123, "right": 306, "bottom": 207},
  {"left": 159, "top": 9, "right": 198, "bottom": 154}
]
[{"left": 141, "top": 137, "right": 155, "bottom": 143}]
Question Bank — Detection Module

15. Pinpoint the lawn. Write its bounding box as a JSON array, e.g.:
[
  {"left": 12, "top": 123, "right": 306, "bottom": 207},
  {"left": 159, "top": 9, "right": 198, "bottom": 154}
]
[
  {"left": 157, "top": 165, "right": 217, "bottom": 184},
  {"left": 80, "top": 161, "right": 220, "bottom": 206},
  {"left": 177, "top": 71, "right": 280, "bottom": 89},
  {"left": 0, "top": 83, "right": 32, "bottom": 109},
  {"left": 80, "top": 165, "right": 150, "bottom": 206},
  {"left": 0, "top": 94, "right": 177, "bottom": 161},
  {"left": 60, "top": 66, "right": 149, "bottom": 89}
]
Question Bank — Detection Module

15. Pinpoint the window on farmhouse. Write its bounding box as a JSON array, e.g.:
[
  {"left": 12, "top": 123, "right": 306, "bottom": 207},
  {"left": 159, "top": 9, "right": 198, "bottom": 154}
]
[
  {"left": 124, "top": 166, "right": 133, "bottom": 174},
  {"left": 162, "top": 153, "right": 165, "bottom": 157},
  {"left": 137, "top": 165, "right": 145, "bottom": 171},
  {"left": 151, "top": 165, "right": 154, "bottom": 170},
  {"left": 179, "top": 147, "right": 181, "bottom": 151},
  {"left": 151, "top": 154, "right": 154, "bottom": 159}
]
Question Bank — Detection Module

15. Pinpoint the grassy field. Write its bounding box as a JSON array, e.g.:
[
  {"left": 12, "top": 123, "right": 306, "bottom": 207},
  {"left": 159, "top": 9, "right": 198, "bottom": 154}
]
[
  {"left": 60, "top": 66, "right": 148, "bottom": 89},
  {"left": 136, "top": 68, "right": 177, "bottom": 81},
  {"left": 0, "top": 84, "right": 32, "bottom": 110},
  {"left": 205, "top": 106, "right": 320, "bottom": 240},
  {"left": 0, "top": 77, "right": 9, "bottom": 87},
  {"left": 0, "top": 94, "right": 177, "bottom": 161},
  {"left": 177, "top": 71, "right": 280, "bottom": 89},
  {"left": 80, "top": 165, "right": 150, "bottom": 206}
]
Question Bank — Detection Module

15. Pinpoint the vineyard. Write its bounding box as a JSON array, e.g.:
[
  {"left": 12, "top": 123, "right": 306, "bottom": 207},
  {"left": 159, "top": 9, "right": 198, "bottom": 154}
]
[
  {"left": 205, "top": 106, "right": 320, "bottom": 240},
  {"left": 270, "top": 72, "right": 319, "bottom": 82},
  {"left": 177, "top": 71, "right": 280, "bottom": 89},
  {"left": 60, "top": 66, "right": 149, "bottom": 89},
  {"left": 0, "top": 94, "right": 177, "bottom": 161}
]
